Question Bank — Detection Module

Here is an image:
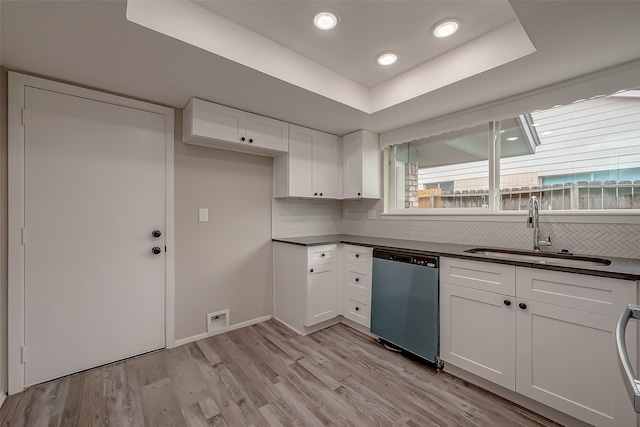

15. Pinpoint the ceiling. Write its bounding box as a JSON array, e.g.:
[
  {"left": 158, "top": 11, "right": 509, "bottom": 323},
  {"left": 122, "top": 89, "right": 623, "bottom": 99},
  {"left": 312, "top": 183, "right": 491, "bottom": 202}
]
[
  {"left": 2, "top": 1, "right": 640, "bottom": 137},
  {"left": 192, "top": 0, "right": 520, "bottom": 88}
]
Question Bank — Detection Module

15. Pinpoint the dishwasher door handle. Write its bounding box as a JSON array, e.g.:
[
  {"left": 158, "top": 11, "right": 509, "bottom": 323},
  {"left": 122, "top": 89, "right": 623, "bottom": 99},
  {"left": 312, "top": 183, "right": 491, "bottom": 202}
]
[{"left": 616, "top": 304, "right": 640, "bottom": 414}]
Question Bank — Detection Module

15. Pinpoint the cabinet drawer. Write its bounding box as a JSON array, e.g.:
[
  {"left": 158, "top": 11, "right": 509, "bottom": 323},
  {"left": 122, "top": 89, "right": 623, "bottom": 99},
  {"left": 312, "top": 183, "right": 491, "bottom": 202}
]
[
  {"left": 343, "top": 244, "right": 373, "bottom": 267},
  {"left": 308, "top": 245, "right": 337, "bottom": 265},
  {"left": 441, "top": 258, "right": 516, "bottom": 296},
  {"left": 516, "top": 267, "right": 636, "bottom": 316},
  {"left": 344, "top": 264, "right": 371, "bottom": 297},
  {"left": 343, "top": 292, "right": 370, "bottom": 327}
]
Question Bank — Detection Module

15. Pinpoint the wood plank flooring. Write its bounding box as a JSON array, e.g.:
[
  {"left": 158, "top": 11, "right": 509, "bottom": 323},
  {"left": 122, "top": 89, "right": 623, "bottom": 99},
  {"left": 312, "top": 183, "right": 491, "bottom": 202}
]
[{"left": 0, "top": 320, "right": 561, "bottom": 427}]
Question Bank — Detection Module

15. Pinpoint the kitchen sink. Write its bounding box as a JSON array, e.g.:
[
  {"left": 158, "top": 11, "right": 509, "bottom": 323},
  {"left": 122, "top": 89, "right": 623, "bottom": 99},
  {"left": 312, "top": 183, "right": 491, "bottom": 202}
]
[{"left": 464, "top": 248, "right": 611, "bottom": 268}]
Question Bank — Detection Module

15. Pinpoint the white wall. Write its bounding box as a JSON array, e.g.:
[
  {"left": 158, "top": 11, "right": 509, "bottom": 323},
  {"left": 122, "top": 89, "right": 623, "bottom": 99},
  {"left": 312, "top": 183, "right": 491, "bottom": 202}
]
[{"left": 174, "top": 110, "right": 274, "bottom": 341}]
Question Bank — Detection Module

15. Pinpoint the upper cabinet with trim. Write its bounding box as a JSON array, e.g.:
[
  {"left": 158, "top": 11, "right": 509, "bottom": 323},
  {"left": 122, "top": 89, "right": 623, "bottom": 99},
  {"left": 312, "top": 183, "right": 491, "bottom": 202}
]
[
  {"left": 183, "top": 98, "right": 288, "bottom": 157},
  {"left": 274, "top": 124, "right": 339, "bottom": 199},
  {"left": 342, "top": 130, "right": 381, "bottom": 199}
]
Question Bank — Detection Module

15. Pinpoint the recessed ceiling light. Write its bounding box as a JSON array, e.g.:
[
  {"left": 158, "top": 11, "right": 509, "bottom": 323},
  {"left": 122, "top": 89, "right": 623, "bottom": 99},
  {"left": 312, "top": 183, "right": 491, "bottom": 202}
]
[
  {"left": 432, "top": 20, "right": 459, "bottom": 38},
  {"left": 506, "top": 137, "right": 519, "bottom": 141},
  {"left": 314, "top": 11, "right": 339, "bottom": 30},
  {"left": 377, "top": 52, "right": 398, "bottom": 66}
]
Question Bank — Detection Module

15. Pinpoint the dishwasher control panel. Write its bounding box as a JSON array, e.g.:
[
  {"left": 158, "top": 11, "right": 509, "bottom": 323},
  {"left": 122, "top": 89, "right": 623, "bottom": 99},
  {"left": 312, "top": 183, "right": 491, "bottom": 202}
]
[{"left": 373, "top": 248, "right": 438, "bottom": 268}]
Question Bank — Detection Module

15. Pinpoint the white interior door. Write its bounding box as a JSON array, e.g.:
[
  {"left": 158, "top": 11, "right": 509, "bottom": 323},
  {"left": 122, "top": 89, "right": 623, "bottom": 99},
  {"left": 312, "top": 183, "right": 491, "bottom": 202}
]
[{"left": 23, "top": 87, "right": 166, "bottom": 386}]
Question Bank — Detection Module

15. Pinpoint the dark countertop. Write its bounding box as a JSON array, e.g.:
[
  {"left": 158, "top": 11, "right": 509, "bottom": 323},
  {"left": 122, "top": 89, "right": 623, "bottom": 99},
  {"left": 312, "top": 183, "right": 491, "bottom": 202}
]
[{"left": 272, "top": 234, "right": 640, "bottom": 281}]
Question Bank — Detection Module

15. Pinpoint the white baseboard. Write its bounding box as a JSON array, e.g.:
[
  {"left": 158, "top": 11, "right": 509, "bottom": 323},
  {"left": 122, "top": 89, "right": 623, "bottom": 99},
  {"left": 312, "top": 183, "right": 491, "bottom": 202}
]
[
  {"left": 0, "top": 392, "right": 6, "bottom": 409},
  {"left": 173, "top": 315, "right": 272, "bottom": 347}
]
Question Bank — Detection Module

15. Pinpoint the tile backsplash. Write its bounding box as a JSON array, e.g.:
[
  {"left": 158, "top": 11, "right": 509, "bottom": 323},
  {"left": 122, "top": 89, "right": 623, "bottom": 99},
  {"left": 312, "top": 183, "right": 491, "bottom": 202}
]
[
  {"left": 272, "top": 198, "right": 342, "bottom": 238},
  {"left": 272, "top": 198, "right": 640, "bottom": 259}
]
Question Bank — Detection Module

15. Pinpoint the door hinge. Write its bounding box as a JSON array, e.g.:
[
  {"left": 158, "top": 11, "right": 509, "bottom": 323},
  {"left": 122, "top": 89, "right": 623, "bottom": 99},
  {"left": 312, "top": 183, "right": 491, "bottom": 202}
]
[
  {"left": 21, "top": 228, "right": 27, "bottom": 245},
  {"left": 21, "top": 108, "right": 26, "bottom": 126},
  {"left": 20, "top": 346, "right": 26, "bottom": 364}
]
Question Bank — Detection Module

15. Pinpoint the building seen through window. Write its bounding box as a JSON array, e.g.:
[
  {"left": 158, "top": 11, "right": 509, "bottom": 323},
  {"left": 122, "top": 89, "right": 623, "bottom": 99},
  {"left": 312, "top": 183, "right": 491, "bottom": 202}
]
[{"left": 390, "top": 90, "right": 640, "bottom": 211}]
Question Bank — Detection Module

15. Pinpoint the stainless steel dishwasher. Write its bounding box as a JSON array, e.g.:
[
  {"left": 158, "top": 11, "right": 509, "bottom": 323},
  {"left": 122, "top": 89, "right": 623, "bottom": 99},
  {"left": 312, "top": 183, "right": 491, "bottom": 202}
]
[{"left": 371, "top": 248, "right": 442, "bottom": 369}]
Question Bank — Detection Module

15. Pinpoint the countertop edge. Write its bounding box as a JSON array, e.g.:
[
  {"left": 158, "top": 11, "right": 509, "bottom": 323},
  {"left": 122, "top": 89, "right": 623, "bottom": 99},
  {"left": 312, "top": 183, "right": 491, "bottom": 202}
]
[{"left": 272, "top": 236, "right": 640, "bottom": 281}]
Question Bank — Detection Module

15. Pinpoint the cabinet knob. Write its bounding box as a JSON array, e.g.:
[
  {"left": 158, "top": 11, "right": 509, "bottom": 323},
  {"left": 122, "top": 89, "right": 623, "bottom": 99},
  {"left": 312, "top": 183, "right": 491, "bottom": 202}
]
[
  {"left": 249, "top": 138, "right": 253, "bottom": 143},
  {"left": 358, "top": 192, "right": 361, "bottom": 196},
  {"left": 152, "top": 229, "right": 162, "bottom": 238},
  {"left": 519, "top": 302, "right": 527, "bottom": 310},
  {"left": 355, "top": 254, "right": 360, "bottom": 258},
  {"left": 309, "top": 268, "right": 314, "bottom": 273},
  {"left": 314, "top": 192, "right": 318, "bottom": 196},
  {"left": 241, "top": 137, "right": 246, "bottom": 142},
  {"left": 355, "top": 307, "right": 360, "bottom": 311},
  {"left": 152, "top": 246, "right": 162, "bottom": 255},
  {"left": 321, "top": 253, "right": 325, "bottom": 257},
  {"left": 319, "top": 193, "right": 323, "bottom": 196},
  {"left": 355, "top": 277, "right": 360, "bottom": 282},
  {"left": 504, "top": 300, "right": 511, "bottom": 306}
]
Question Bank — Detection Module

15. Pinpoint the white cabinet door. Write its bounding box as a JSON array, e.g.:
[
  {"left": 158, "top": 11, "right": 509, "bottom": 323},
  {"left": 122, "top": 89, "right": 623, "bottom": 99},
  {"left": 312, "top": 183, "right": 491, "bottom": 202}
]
[
  {"left": 288, "top": 124, "right": 315, "bottom": 197},
  {"left": 315, "top": 130, "right": 339, "bottom": 198},
  {"left": 246, "top": 113, "right": 288, "bottom": 152},
  {"left": 189, "top": 99, "right": 247, "bottom": 144},
  {"left": 440, "top": 283, "right": 516, "bottom": 390},
  {"left": 342, "top": 130, "right": 380, "bottom": 199},
  {"left": 306, "top": 263, "right": 338, "bottom": 326},
  {"left": 342, "top": 131, "right": 363, "bottom": 199},
  {"left": 516, "top": 299, "right": 637, "bottom": 427}
]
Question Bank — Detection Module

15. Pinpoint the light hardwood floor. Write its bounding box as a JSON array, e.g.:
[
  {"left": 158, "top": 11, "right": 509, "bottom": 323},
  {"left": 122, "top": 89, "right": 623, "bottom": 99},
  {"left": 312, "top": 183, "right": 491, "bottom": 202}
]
[{"left": 0, "top": 320, "right": 560, "bottom": 426}]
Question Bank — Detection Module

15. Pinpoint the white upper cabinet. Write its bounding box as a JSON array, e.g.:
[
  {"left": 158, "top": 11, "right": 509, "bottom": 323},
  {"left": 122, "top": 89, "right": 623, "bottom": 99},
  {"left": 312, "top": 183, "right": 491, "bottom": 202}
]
[
  {"left": 342, "top": 130, "right": 381, "bottom": 199},
  {"left": 183, "top": 98, "right": 288, "bottom": 156},
  {"left": 274, "top": 124, "right": 339, "bottom": 199}
]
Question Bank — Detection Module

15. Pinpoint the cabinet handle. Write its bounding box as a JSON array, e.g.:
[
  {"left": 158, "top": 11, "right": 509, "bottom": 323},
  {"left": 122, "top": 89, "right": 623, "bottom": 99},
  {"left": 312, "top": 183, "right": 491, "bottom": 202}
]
[
  {"left": 241, "top": 137, "right": 246, "bottom": 142},
  {"left": 519, "top": 302, "right": 527, "bottom": 310},
  {"left": 504, "top": 300, "right": 511, "bottom": 306},
  {"left": 355, "top": 277, "right": 360, "bottom": 282},
  {"left": 309, "top": 268, "right": 314, "bottom": 273},
  {"left": 355, "top": 254, "right": 360, "bottom": 258},
  {"left": 249, "top": 138, "right": 253, "bottom": 143}
]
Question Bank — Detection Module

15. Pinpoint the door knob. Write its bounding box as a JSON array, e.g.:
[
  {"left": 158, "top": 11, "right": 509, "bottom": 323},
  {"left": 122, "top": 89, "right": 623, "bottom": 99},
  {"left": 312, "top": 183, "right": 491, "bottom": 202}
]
[
  {"left": 152, "top": 246, "right": 162, "bottom": 255},
  {"left": 152, "top": 230, "right": 162, "bottom": 238}
]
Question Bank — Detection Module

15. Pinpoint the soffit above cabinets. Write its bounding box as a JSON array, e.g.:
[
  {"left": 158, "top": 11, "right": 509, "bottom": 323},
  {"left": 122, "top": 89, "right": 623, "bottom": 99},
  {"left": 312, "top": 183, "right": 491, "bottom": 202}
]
[{"left": 125, "top": 0, "right": 536, "bottom": 114}]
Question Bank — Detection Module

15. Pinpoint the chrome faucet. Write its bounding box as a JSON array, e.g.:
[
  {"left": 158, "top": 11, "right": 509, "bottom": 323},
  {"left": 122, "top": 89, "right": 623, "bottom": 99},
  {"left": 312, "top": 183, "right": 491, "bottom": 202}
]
[{"left": 527, "top": 196, "right": 552, "bottom": 252}]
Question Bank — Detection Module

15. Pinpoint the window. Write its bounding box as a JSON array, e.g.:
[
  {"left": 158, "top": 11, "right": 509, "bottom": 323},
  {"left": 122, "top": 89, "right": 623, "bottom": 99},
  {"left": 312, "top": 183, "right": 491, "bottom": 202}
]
[{"left": 387, "top": 90, "right": 640, "bottom": 213}]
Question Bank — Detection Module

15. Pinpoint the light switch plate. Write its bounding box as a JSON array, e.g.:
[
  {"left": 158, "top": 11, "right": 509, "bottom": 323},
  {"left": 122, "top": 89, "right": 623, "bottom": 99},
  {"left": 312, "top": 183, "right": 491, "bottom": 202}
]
[{"left": 198, "top": 208, "right": 209, "bottom": 222}]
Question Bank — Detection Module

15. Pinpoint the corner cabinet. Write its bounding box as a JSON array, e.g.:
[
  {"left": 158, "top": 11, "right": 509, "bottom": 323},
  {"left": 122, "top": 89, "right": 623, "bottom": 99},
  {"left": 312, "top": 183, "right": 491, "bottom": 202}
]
[
  {"left": 274, "top": 124, "right": 339, "bottom": 199},
  {"left": 273, "top": 242, "right": 338, "bottom": 334},
  {"left": 440, "top": 257, "right": 638, "bottom": 427},
  {"left": 342, "top": 130, "right": 381, "bottom": 199},
  {"left": 183, "top": 98, "right": 289, "bottom": 156}
]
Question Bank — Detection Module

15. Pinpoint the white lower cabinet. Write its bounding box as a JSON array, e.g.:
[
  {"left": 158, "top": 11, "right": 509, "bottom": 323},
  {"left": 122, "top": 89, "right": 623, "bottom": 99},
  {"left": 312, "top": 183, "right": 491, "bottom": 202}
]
[
  {"left": 440, "top": 283, "right": 516, "bottom": 389},
  {"left": 340, "top": 245, "right": 373, "bottom": 327},
  {"left": 516, "top": 299, "right": 637, "bottom": 427},
  {"left": 273, "top": 242, "right": 338, "bottom": 334},
  {"left": 440, "top": 257, "right": 638, "bottom": 427},
  {"left": 307, "top": 263, "right": 338, "bottom": 326}
]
